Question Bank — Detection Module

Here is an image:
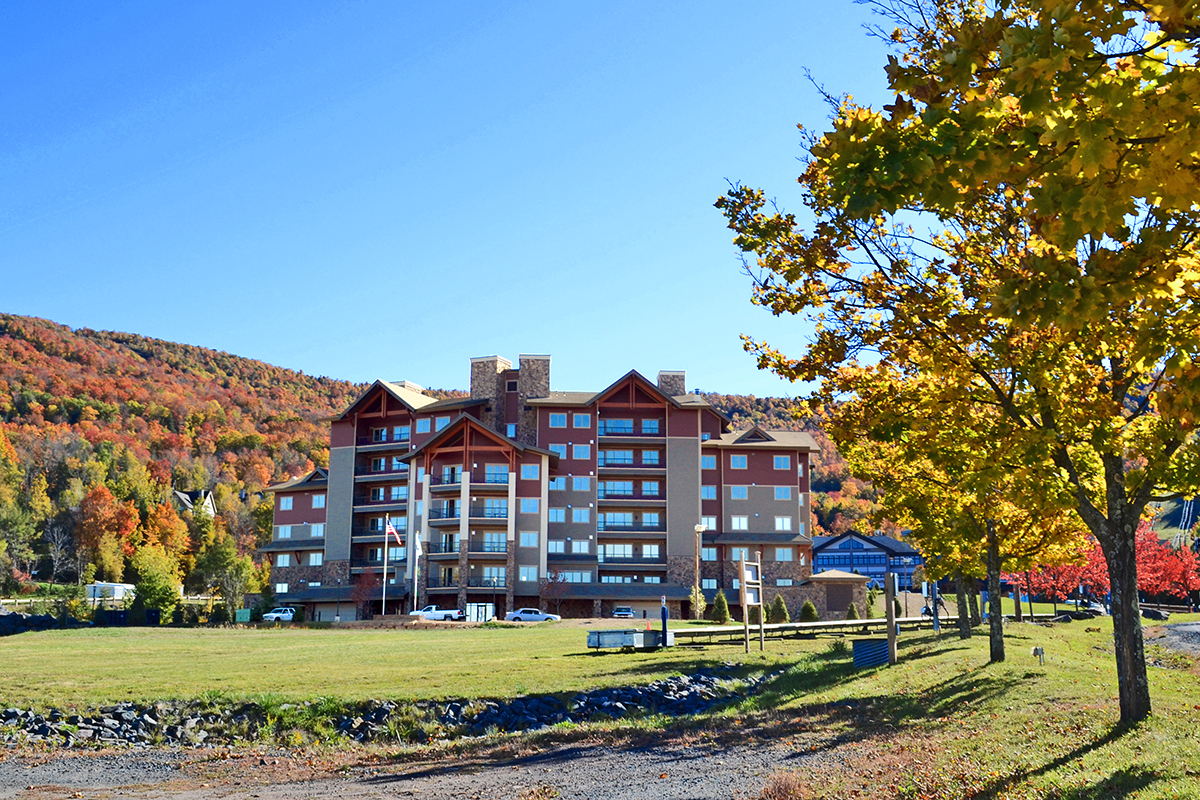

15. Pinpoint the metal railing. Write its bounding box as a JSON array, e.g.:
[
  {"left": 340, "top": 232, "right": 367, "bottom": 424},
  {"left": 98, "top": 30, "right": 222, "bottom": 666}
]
[
  {"left": 425, "top": 541, "right": 458, "bottom": 554},
  {"left": 597, "top": 489, "right": 664, "bottom": 500},
  {"left": 596, "top": 555, "right": 665, "bottom": 564},
  {"left": 596, "top": 522, "right": 666, "bottom": 532},
  {"left": 468, "top": 504, "right": 508, "bottom": 519},
  {"left": 468, "top": 541, "right": 508, "bottom": 554},
  {"left": 467, "top": 577, "right": 506, "bottom": 588},
  {"left": 428, "top": 505, "right": 460, "bottom": 520}
]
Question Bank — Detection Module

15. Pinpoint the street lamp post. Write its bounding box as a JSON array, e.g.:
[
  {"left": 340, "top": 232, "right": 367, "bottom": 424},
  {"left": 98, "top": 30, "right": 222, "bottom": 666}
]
[
  {"left": 694, "top": 523, "right": 708, "bottom": 616},
  {"left": 335, "top": 577, "right": 342, "bottom": 623}
]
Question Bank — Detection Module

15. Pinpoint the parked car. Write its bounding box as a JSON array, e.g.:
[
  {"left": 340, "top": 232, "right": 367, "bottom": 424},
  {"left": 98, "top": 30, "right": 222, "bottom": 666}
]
[
  {"left": 415, "top": 605, "right": 466, "bottom": 621},
  {"left": 262, "top": 607, "right": 296, "bottom": 622},
  {"left": 612, "top": 606, "right": 635, "bottom": 619},
  {"left": 505, "top": 608, "right": 561, "bottom": 622}
]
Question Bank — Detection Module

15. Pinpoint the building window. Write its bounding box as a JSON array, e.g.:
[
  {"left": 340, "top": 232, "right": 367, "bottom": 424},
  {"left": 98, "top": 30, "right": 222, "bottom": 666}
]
[
  {"left": 279, "top": 497, "right": 293, "bottom": 511},
  {"left": 601, "top": 418, "right": 633, "bottom": 435},
  {"left": 730, "top": 485, "right": 748, "bottom": 500},
  {"left": 521, "top": 464, "right": 539, "bottom": 480},
  {"left": 275, "top": 582, "right": 288, "bottom": 594},
  {"left": 701, "top": 515, "right": 717, "bottom": 529},
  {"left": 731, "top": 516, "right": 748, "bottom": 531},
  {"left": 730, "top": 547, "right": 749, "bottom": 562},
  {"left": 775, "top": 516, "right": 792, "bottom": 531},
  {"left": 641, "top": 419, "right": 660, "bottom": 434},
  {"left": 730, "top": 454, "right": 747, "bottom": 469},
  {"left": 484, "top": 464, "right": 507, "bottom": 483},
  {"left": 549, "top": 508, "right": 565, "bottom": 523},
  {"left": 312, "top": 494, "right": 326, "bottom": 509},
  {"left": 700, "top": 485, "right": 716, "bottom": 500},
  {"left": 777, "top": 578, "right": 793, "bottom": 587},
  {"left": 701, "top": 455, "right": 716, "bottom": 470},
  {"left": 370, "top": 458, "right": 385, "bottom": 473},
  {"left": 642, "top": 450, "right": 660, "bottom": 465},
  {"left": 562, "top": 571, "right": 591, "bottom": 583},
  {"left": 643, "top": 512, "right": 660, "bottom": 528},
  {"left": 732, "top": 579, "right": 741, "bottom": 590},
  {"left": 435, "top": 416, "right": 450, "bottom": 432},
  {"left": 371, "top": 487, "right": 385, "bottom": 503},
  {"left": 507, "top": 380, "right": 518, "bottom": 392},
  {"left": 520, "top": 531, "right": 538, "bottom": 548},
  {"left": 549, "top": 413, "right": 567, "bottom": 428},
  {"left": 601, "top": 543, "right": 632, "bottom": 560},
  {"left": 482, "top": 566, "right": 506, "bottom": 586},
  {"left": 599, "top": 449, "right": 633, "bottom": 466},
  {"left": 602, "top": 575, "right": 632, "bottom": 583},
  {"left": 549, "top": 443, "right": 567, "bottom": 458},
  {"left": 573, "top": 444, "right": 590, "bottom": 460},
  {"left": 549, "top": 477, "right": 565, "bottom": 490},
  {"left": 573, "top": 413, "right": 591, "bottom": 428},
  {"left": 388, "top": 546, "right": 403, "bottom": 561},
  {"left": 310, "top": 523, "right": 325, "bottom": 538},
  {"left": 774, "top": 455, "right": 791, "bottom": 470},
  {"left": 701, "top": 547, "right": 717, "bottom": 562},
  {"left": 520, "top": 498, "right": 540, "bottom": 514},
  {"left": 395, "top": 425, "right": 410, "bottom": 442},
  {"left": 775, "top": 486, "right": 792, "bottom": 501},
  {"left": 775, "top": 547, "right": 793, "bottom": 561},
  {"left": 702, "top": 578, "right": 717, "bottom": 590},
  {"left": 701, "top": 432, "right": 711, "bottom": 441},
  {"left": 572, "top": 507, "right": 590, "bottom": 523},
  {"left": 573, "top": 476, "right": 590, "bottom": 491},
  {"left": 372, "top": 427, "right": 386, "bottom": 442},
  {"left": 369, "top": 517, "right": 385, "bottom": 531},
  {"left": 642, "top": 480, "right": 659, "bottom": 497},
  {"left": 392, "top": 456, "right": 405, "bottom": 471},
  {"left": 309, "top": 552, "right": 323, "bottom": 567},
  {"left": 798, "top": 462, "right": 804, "bottom": 477},
  {"left": 416, "top": 418, "right": 431, "bottom": 434},
  {"left": 277, "top": 525, "right": 292, "bottom": 539},
  {"left": 571, "top": 539, "right": 589, "bottom": 554},
  {"left": 519, "top": 566, "right": 538, "bottom": 582},
  {"left": 506, "top": 423, "right": 517, "bottom": 438},
  {"left": 643, "top": 544, "right": 660, "bottom": 559},
  {"left": 276, "top": 554, "right": 291, "bottom": 567},
  {"left": 391, "top": 485, "right": 408, "bottom": 501},
  {"left": 548, "top": 539, "right": 565, "bottom": 553}
]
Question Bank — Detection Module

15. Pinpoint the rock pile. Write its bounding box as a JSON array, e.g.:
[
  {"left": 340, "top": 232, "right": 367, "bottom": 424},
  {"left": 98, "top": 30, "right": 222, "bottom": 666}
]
[
  {"left": 0, "top": 607, "right": 72, "bottom": 636},
  {"left": 1, "top": 668, "right": 788, "bottom": 749}
]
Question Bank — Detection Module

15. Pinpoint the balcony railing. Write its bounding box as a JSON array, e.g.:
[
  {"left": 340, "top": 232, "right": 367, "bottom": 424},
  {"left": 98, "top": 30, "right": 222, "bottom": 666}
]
[
  {"left": 426, "top": 577, "right": 456, "bottom": 589},
  {"left": 429, "top": 472, "right": 510, "bottom": 486},
  {"left": 597, "top": 455, "right": 635, "bottom": 467},
  {"left": 468, "top": 541, "right": 508, "bottom": 554},
  {"left": 426, "top": 541, "right": 458, "bottom": 554},
  {"left": 428, "top": 505, "right": 461, "bottom": 520},
  {"left": 351, "top": 556, "right": 406, "bottom": 568},
  {"left": 596, "top": 522, "right": 666, "bottom": 532},
  {"left": 357, "top": 434, "right": 411, "bottom": 447},
  {"left": 596, "top": 489, "right": 664, "bottom": 500},
  {"left": 355, "top": 494, "right": 409, "bottom": 506},
  {"left": 546, "top": 551, "right": 596, "bottom": 561},
  {"left": 468, "top": 504, "right": 509, "bottom": 519},
  {"left": 597, "top": 555, "right": 665, "bottom": 565},
  {"left": 467, "top": 577, "right": 506, "bottom": 588},
  {"left": 598, "top": 424, "right": 662, "bottom": 436}
]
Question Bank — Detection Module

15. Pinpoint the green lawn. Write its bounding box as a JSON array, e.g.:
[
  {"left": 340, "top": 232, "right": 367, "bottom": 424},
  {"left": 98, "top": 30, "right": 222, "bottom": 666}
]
[{"left": 3, "top": 616, "right": 1199, "bottom": 799}]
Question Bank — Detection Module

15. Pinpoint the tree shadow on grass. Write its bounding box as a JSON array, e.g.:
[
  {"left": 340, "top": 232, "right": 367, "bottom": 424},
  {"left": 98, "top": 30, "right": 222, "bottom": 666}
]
[
  {"left": 1043, "top": 766, "right": 1160, "bottom": 799},
  {"left": 963, "top": 724, "right": 1138, "bottom": 799}
]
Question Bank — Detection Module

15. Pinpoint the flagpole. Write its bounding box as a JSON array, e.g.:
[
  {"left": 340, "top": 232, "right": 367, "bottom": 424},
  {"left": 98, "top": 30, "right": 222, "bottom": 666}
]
[{"left": 381, "top": 514, "right": 389, "bottom": 616}]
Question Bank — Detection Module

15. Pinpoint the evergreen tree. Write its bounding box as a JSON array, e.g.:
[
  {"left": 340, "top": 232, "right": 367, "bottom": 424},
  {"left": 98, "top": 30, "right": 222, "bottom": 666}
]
[
  {"left": 769, "top": 593, "right": 790, "bottom": 624},
  {"left": 799, "top": 600, "right": 819, "bottom": 622},
  {"left": 845, "top": 602, "right": 860, "bottom": 620},
  {"left": 711, "top": 590, "right": 731, "bottom": 624}
]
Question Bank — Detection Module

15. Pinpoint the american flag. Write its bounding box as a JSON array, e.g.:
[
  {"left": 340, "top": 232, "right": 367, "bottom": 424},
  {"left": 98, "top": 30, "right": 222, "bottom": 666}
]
[{"left": 385, "top": 517, "right": 402, "bottom": 547}]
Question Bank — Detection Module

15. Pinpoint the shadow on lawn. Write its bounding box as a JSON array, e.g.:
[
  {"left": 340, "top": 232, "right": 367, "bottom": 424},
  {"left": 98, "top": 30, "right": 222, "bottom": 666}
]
[{"left": 1044, "top": 766, "right": 1160, "bottom": 799}]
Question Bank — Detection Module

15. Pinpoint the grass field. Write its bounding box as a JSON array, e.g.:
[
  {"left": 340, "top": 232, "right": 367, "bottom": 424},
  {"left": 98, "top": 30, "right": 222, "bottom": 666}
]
[{"left": 3, "top": 615, "right": 1199, "bottom": 798}]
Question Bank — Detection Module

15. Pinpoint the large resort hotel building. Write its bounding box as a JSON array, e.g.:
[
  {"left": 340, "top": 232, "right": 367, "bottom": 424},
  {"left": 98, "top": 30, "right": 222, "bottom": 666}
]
[{"left": 262, "top": 355, "right": 868, "bottom": 621}]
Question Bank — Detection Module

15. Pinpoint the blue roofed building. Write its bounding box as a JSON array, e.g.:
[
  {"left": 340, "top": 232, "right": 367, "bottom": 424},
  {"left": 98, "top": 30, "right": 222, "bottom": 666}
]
[{"left": 812, "top": 532, "right": 924, "bottom": 590}]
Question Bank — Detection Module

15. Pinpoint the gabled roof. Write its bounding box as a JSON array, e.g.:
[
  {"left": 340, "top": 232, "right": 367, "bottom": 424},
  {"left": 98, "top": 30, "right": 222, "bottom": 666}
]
[
  {"left": 705, "top": 531, "right": 813, "bottom": 546},
  {"left": 805, "top": 569, "right": 872, "bottom": 583},
  {"left": 419, "top": 395, "right": 488, "bottom": 413},
  {"left": 706, "top": 426, "right": 819, "bottom": 451},
  {"left": 264, "top": 468, "right": 329, "bottom": 493},
  {"left": 399, "top": 413, "right": 559, "bottom": 463},
  {"left": 526, "top": 370, "right": 704, "bottom": 411},
  {"left": 812, "top": 532, "right": 922, "bottom": 556},
  {"left": 327, "top": 380, "right": 438, "bottom": 421}
]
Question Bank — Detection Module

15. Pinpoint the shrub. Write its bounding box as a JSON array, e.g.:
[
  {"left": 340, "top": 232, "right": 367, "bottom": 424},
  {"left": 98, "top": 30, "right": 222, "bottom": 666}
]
[
  {"left": 711, "top": 590, "right": 731, "bottom": 624},
  {"left": 748, "top": 605, "right": 761, "bottom": 625},
  {"left": 845, "top": 602, "right": 860, "bottom": 620},
  {"left": 799, "top": 600, "right": 819, "bottom": 622},
  {"left": 689, "top": 583, "right": 706, "bottom": 620},
  {"left": 866, "top": 587, "right": 880, "bottom": 618},
  {"left": 769, "top": 594, "right": 790, "bottom": 624},
  {"left": 894, "top": 598, "right": 902, "bottom": 618}
]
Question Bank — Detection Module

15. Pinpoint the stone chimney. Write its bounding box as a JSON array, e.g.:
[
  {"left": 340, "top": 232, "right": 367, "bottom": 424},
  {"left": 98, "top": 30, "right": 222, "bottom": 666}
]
[
  {"left": 517, "top": 354, "right": 551, "bottom": 445},
  {"left": 657, "top": 370, "right": 686, "bottom": 397},
  {"left": 470, "top": 355, "right": 511, "bottom": 429}
]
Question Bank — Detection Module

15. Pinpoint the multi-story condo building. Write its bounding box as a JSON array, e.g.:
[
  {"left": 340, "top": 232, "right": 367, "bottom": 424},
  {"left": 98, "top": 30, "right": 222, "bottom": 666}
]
[{"left": 263, "top": 356, "right": 867, "bottom": 621}]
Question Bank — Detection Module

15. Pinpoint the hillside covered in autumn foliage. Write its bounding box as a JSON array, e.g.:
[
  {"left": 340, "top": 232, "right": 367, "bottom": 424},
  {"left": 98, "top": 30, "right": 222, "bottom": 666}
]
[{"left": 0, "top": 313, "right": 871, "bottom": 601}]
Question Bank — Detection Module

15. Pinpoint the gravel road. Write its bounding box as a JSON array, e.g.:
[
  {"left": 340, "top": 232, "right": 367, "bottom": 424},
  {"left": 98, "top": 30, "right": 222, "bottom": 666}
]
[
  {"left": 1162, "top": 621, "right": 1200, "bottom": 656},
  {"left": 0, "top": 728, "right": 849, "bottom": 800}
]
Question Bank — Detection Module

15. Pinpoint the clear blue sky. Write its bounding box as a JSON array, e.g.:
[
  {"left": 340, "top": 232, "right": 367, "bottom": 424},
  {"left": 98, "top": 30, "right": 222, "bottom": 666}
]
[{"left": 2, "top": 2, "right": 892, "bottom": 397}]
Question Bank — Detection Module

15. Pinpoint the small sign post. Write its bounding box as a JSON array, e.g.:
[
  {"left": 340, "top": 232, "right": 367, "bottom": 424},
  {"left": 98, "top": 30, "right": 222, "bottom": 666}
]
[
  {"left": 661, "top": 594, "right": 668, "bottom": 646},
  {"left": 739, "top": 552, "right": 765, "bottom": 652}
]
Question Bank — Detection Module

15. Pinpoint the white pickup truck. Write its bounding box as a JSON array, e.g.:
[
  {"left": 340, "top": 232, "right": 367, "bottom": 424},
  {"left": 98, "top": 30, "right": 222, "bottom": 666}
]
[{"left": 415, "top": 605, "right": 465, "bottom": 621}]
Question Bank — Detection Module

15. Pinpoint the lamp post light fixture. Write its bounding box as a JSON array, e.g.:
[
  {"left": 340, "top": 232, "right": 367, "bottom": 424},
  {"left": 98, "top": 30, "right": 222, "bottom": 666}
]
[
  {"left": 335, "top": 577, "right": 342, "bottom": 623},
  {"left": 693, "top": 523, "right": 708, "bottom": 590}
]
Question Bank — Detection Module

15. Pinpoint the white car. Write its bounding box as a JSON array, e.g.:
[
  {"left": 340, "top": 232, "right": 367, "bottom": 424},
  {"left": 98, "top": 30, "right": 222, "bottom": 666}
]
[
  {"left": 505, "top": 608, "right": 561, "bottom": 622},
  {"left": 262, "top": 607, "right": 296, "bottom": 622}
]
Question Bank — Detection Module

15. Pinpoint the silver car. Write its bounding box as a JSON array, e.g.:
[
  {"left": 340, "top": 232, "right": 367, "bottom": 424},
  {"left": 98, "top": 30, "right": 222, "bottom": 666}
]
[{"left": 505, "top": 608, "right": 561, "bottom": 622}]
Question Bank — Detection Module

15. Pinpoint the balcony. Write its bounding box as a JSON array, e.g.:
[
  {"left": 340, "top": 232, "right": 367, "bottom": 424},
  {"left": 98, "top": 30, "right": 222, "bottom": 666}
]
[
  {"left": 468, "top": 504, "right": 509, "bottom": 520},
  {"left": 596, "top": 555, "right": 666, "bottom": 565},
  {"left": 426, "top": 577, "right": 457, "bottom": 589},
  {"left": 428, "top": 505, "right": 461, "bottom": 521},
  {"left": 356, "top": 434, "right": 412, "bottom": 448},
  {"left": 596, "top": 521, "right": 666, "bottom": 532},
  {"left": 425, "top": 541, "right": 459, "bottom": 555},
  {"left": 467, "top": 577, "right": 506, "bottom": 588},
  {"left": 354, "top": 493, "right": 408, "bottom": 507},
  {"left": 468, "top": 540, "right": 508, "bottom": 554},
  {"left": 546, "top": 551, "right": 597, "bottom": 562},
  {"left": 597, "top": 423, "right": 663, "bottom": 440},
  {"left": 354, "top": 465, "right": 410, "bottom": 482},
  {"left": 351, "top": 556, "right": 406, "bottom": 569},
  {"left": 351, "top": 526, "right": 405, "bottom": 540},
  {"left": 596, "top": 489, "right": 665, "bottom": 502}
]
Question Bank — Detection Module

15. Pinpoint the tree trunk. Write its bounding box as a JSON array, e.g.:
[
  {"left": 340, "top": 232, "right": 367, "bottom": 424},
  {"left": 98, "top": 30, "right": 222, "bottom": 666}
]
[
  {"left": 1026, "top": 571, "right": 1035, "bottom": 620},
  {"left": 1102, "top": 521, "right": 1152, "bottom": 725},
  {"left": 1013, "top": 576, "right": 1023, "bottom": 622},
  {"left": 955, "top": 569, "right": 971, "bottom": 639},
  {"left": 969, "top": 582, "right": 982, "bottom": 627},
  {"left": 986, "top": 519, "right": 1004, "bottom": 662}
]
